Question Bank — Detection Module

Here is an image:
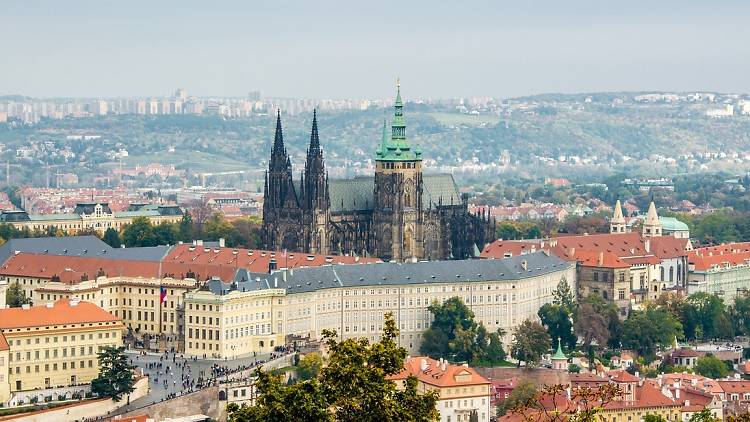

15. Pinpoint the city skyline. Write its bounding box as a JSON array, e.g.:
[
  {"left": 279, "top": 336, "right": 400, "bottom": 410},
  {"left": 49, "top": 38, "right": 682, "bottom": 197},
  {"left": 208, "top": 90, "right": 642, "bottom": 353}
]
[{"left": 2, "top": 0, "right": 749, "bottom": 99}]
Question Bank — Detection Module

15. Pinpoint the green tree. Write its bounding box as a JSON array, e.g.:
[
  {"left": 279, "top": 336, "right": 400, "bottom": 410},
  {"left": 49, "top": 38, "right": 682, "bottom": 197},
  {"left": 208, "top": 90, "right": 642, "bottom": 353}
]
[
  {"left": 689, "top": 408, "right": 720, "bottom": 422},
  {"left": 621, "top": 308, "right": 682, "bottom": 359},
  {"left": 121, "top": 217, "right": 157, "bottom": 247},
  {"left": 684, "top": 293, "right": 729, "bottom": 340},
  {"left": 497, "top": 379, "right": 537, "bottom": 416},
  {"left": 102, "top": 227, "right": 121, "bottom": 248},
  {"left": 538, "top": 303, "right": 576, "bottom": 351},
  {"left": 297, "top": 353, "right": 323, "bottom": 381},
  {"left": 510, "top": 319, "right": 551, "bottom": 367},
  {"left": 6, "top": 281, "right": 31, "bottom": 307},
  {"left": 731, "top": 294, "right": 750, "bottom": 336},
  {"left": 91, "top": 346, "right": 136, "bottom": 402},
  {"left": 694, "top": 354, "right": 730, "bottom": 379},
  {"left": 552, "top": 277, "right": 575, "bottom": 313},
  {"left": 228, "top": 313, "right": 439, "bottom": 422},
  {"left": 643, "top": 415, "right": 667, "bottom": 422},
  {"left": 153, "top": 222, "right": 178, "bottom": 245},
  {"left": 420, "top": 297, "right": 505, "bottom": 365},
  {"left": 178, "top": 213, "right": 194, "bottom": 242}
]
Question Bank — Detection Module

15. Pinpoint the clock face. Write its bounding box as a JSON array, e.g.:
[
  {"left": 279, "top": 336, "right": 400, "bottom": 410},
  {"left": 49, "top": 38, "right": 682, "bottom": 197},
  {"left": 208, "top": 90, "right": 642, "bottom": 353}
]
[{"left": 384, "top": 184, "right": 392, "bottom": 194}]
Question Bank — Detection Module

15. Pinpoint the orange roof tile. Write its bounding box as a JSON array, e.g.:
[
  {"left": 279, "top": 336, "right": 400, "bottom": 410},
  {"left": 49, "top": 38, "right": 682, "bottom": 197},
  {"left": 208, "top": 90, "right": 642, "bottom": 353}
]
[
  {"left": 0, "top": 332, "right": 8, "bottom": 351},
  {"left": 719, "top": 381, "right": 750, "bottom": 394},
  {"left": 389, "top": 356, "right": 490, "bottom": 388},
  {"left": 0, "top": 299, "right": 120, "bottom": 329},
  {"left": 0, "top": 253, "right": 161, "bottom": 284},
  {"left": 164, "top": 244, "right": 379, "bottom": 275}
]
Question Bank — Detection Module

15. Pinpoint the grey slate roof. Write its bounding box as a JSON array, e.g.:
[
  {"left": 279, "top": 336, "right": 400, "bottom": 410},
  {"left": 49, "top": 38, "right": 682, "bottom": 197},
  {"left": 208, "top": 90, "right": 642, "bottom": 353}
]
[
  {"left": 218, "top": 251, "right": 571, "bottom": 296},
  {"left": 328, "top": 173, "right": 463, "bottom": 213},
  {"left": 104, "top": 245, "right": 174, "bottom": 262},
  {"left": 0, "top": 236, "right": 173, "bottom": 263},
  {"left": 0, "top": 236, "right": 111, "bottom": 264}
]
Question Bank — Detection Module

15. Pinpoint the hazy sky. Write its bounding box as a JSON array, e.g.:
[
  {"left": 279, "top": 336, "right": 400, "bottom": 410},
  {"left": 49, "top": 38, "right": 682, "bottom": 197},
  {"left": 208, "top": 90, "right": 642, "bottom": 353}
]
[{"left": 2, "top": 0, "right": 748, "bottom": 99}]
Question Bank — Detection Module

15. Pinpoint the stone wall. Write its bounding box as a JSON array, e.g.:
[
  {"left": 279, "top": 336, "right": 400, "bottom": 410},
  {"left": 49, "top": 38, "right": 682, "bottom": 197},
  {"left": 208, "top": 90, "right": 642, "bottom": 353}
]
[
  {"left": 1, "top": 377, "right": 149, "bottom": 422},
  {"left": 475, "top": 367, "right": 570, "bottom": 387}
]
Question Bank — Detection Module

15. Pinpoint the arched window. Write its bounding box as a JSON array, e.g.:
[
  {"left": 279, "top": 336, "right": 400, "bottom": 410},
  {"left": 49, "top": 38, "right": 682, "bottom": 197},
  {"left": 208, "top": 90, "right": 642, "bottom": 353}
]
[
  {"left": 677, "top": 263, "right": 682, "bottom": 282},
  {"left": 660, "top": 267, "right": 665, "bottom": 281},
  {"left": 669, "top": 267, "right": 674, "bottom": 282},
  {"left": 602, "top": 290, "right": 608, "bottom": 300}
]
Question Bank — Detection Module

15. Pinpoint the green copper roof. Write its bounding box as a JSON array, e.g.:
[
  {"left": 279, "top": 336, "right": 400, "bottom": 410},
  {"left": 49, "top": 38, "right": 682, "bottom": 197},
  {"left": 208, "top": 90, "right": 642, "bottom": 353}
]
[
  {"left": 659, "top": 216, "right": 689, "bottom": 232},
  {"left": 552, "top": 337, "right": 567, "bottom": 360},
  {"left": 375, "top": 81, "right": 422, "bottom": 162}
]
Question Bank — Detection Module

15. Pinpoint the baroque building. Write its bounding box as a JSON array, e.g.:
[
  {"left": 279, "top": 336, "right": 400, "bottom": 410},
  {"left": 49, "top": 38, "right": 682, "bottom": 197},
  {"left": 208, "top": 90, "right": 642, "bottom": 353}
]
[{"left": 262, "top": 84, "right": 495, "bottom": 261}]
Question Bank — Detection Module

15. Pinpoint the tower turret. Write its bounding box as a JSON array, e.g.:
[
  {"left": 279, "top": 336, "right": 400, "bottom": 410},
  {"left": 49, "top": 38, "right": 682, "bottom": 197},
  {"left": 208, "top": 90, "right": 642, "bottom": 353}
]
[
  {"left": 642, "top": 201, "right": 662, "bottom": 237},
  {"left": 610, "top": 200, "right": 626, "bottom": 234}
]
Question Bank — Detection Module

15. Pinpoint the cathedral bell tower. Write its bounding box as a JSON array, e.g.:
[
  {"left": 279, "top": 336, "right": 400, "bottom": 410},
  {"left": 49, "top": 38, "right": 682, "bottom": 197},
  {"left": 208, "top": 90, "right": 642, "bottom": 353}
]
[{"left": 373, "top": 80, "right": 424, "bottom": 261}]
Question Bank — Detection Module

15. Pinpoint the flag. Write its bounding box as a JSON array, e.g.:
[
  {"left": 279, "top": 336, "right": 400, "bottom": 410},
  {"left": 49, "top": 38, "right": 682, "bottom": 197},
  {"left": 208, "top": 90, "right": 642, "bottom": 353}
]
[{"left": 160, "top": 286, "right": 167, "bottom": 304}]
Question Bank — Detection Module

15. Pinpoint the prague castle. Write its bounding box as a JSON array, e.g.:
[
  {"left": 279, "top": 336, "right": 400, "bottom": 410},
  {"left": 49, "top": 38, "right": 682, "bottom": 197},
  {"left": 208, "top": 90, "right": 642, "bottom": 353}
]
[{"left": 262, "top": 83, "right": 495, "bottom": 261}]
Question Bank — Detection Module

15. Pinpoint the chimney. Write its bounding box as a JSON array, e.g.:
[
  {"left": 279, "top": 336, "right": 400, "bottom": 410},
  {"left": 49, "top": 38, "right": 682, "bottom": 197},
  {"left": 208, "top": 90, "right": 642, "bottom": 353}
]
[
  {"left": 691, "top": 378, "right": 697, "bottom": 387},
  {"left": 219, "top": 238, "right": 225, "bottom": 248},
  {"left": 566, "top": 387, "right": 571, "bottom": 399},
  {"left": 598, "top": 251, "right": 604, "bottom": 267},
  {"left": 644, "top": 239, "right": 650, "bottom": 253},
  {"left": 521, "top": 260, "right": 528, "bottom": 271},
  {"left": 634, "top": 371, "right": 639, "bottom": 379},
  {"left": 196, "top": 239, "right": 203, "bottom": 246},
  {"left": 269, "top": 258, "right": 277, "bottom": 273},
  {"left": 420, "top": 359, "right": 428, "bottom": 371},
  {"left": 684, "top": 400, "right": 690, "bottom": 407},
  {"left": 441, "top": 362, "right": 447, "bottom": 371},
  {"left": 69, "top": 297, "right": 80, "bottom": 307},
  {"left": 46, "top": 302, "right": 53, "bottom": 309},
  {"left": 21, "top": 304, "right": 30, "bottom": 310},
  {"left": 675, "top": 387, "right": 680, "bottom": 399}
]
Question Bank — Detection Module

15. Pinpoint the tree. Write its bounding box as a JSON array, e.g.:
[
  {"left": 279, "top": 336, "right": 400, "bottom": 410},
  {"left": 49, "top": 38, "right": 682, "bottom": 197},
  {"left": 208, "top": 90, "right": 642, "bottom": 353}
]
[
  {"left": 509, "top": 384, "right": 622, "bottom": 422},
  {"left": 122, "top": 217, "right": 157, "bottom": 247},
  {"left": 420, "top": 297, "right": 506, "bottom": 365},
  {"left": 574, "top": 302, "right": 609, "bottom": 349},
  {"left": 6, "top": 281, "right": 31, "bottom": 307},
  {"left": 188, "top": 198, "right": 213, "bottom": 237},
  {"left": 643, "top": 415, "right": 667, "bottom": 422},
  {"left": 538, "top": 303, "right": 576, "bottom": 351},
  {"left": 552, "top": 277, "right": 575, "bottom": 313},
  {"left": 684, "top": 293, "right": 729, "bottom": 340},
  {"left": 577, "top": 294, "right": 621, "bottom": 349},
  {"left": 690, "top": 408, "right": 720, "bottom": 422},
  {"left": 694, "top": 354, "right": 730, "bottom": 379},
  {"left": 178, "top": 213, "right": 194, "bottom": 242},
  {"left": 228, "top": 313, "right": 439, "bottom": 422},
  {"left": 91, "top": 346, "right": 136, "bottom": 402},
  {"left": 731, "top": 294, "right": 750, "bottom": 336},
  {"left": 297, "top": 353, "right": 323, "bottom": 381},
  {"left": 102, "top": 227, "right": 121, "bottom": 248},
  {"left": 621, "top": 308, "right": 682, "bottom": 359},
  {"left": 510, "top": 319, "right": 551, "bottom": 367},
  {"left": 497, "top": 379, "right": 537, "bottom": 416},
  {"left": 153, "top": 222, "right": 178, "bottom": 245}
]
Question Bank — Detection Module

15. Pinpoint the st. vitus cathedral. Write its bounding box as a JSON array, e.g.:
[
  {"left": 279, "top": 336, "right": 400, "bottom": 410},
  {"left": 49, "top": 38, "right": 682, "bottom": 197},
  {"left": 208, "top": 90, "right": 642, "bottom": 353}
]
[{"left": 262, "top": 83, "right": 495, "bottom": 261}]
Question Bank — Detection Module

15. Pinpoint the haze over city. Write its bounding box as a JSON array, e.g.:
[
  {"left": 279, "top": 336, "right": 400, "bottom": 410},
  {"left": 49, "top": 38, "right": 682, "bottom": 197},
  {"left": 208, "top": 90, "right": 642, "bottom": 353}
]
[
  {"left": 3, "top": 0, "right": 750, "bottom": 99},
  {"left": 3, "top": 2, "right": 750, "bottom": 422}
]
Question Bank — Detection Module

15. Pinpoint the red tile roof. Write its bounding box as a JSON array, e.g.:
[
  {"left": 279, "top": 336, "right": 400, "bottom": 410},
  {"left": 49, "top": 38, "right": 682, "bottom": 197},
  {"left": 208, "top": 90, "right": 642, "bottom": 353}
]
[
  {"left": 689, "top": 250, "right": 750, "bottom": 271},
  {"left": 0, "top": 253, "right": 161, "bottom": 284},
  {"left": 389, "top": 356, "right": 490, "bottom": 388},
  {"left": 164, "top": 244, "right": 379, "bottom": 275},
  {"left": 719, "top": 381, "right": 750, "bottom": 394},
  {"left": 0, "top": 332, "right": 8, "bottom": 351},
  {"left": 572, "top": 250, "right": 630, "bottom": 269},
  {"left": 0, "top": 246, "right": 380, "bottom": 285},
  {"left": 0, "top": 299, "right": 120, "bottom": 329}
]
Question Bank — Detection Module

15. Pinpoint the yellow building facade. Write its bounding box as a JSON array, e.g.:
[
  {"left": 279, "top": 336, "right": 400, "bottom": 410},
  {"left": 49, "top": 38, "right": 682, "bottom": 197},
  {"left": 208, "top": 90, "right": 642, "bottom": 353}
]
[{"left": 0, "top": 298, "right": 123, "bottom": 404}]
